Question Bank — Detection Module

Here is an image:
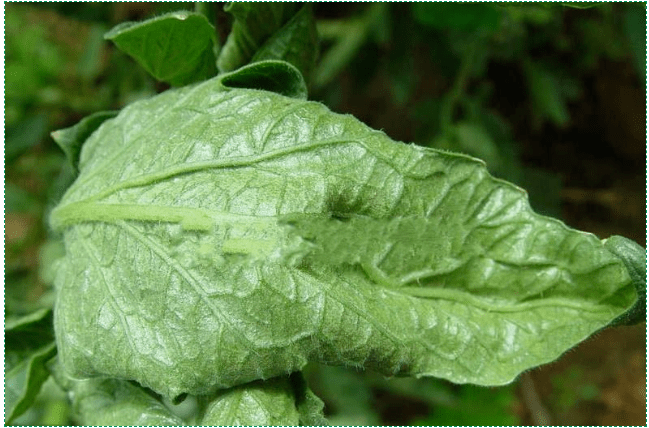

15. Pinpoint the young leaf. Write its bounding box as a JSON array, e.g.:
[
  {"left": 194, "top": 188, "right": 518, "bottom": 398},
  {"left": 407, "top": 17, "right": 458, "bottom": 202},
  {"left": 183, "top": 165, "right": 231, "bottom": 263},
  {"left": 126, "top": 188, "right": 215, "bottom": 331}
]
[
  {"left": 50, "top": 62, "right": 639, "bottom": 400},
  {"left": 217, "top": 2, "right": 301, "bottom": 72},
  {"left": 51, "top": 110, "right": 119, "bottom": 172},
  {"left": 64, "top": 376, "right": 183, "bottom": 426},
  {"left": 198, "top": 373, "right": 325, "bottom": 426},
  {"left": 251, "top": 5, "right": 319, "bottom": 83},
  {"left": 199, "top": 377, "right": 300, "bottom": 426},
  {"left": 290, "top": 372, "right": 328, "bottom": 426},
  {"left": 221, "top": 60, "right": 308, "bottom": 100},
  {"left": 105, "top": 11, "right": 217, "bottom": 86}
]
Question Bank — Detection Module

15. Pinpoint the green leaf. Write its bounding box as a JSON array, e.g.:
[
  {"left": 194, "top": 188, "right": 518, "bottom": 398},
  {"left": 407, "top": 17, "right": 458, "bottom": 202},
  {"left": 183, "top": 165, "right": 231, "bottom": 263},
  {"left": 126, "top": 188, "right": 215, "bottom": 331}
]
[
  {"left": 217, "top": 2, "right": 301, "bottom": 73},
  {"left": 75, "top": 380, "right": 184, "bottom": 426},
  {"left": 50, "top": 68, "right": 636, "bottom": 400},
  {"left": 221, "top": 60, "right": 308, "bottom": 100},
  {"left": 5, "top": 307, "right": 53, "bottom": 334},
  {"left": 53, "top": 370, "right": 184, "bottom": 426},
  {"left": 199, "top": 373, "right": 325, "bottom": 426},
  {"left": 200, "top": 377, "right": 300, "bottom": 426},
  {"left": 252, "top": 5, "right": 319, "bottom": 84},
  {"left": 5, "top": 342, "right": 57, "bottom": 425},
  {"left": 525, "top": 61, "right": 570, "bottom": 127},
  {"left": 290, "top": 372, "right": 327, "bottom": 426},
  {"left": 6, "top": 308, "right": 55, "bottom": 368},
  {"left": 5, "top": 308, "right": 57, "bottom": 425},
  {"left": 604, "top": 236, "right": 646, "bottom": 326},
  {"left": 105, "top": 11, "right": 217, "bottom": 86},
  {"left": 51, "top": 111, "right": 119, "bottom": 172},
  {"left": 9, "top": 376, "right": 71, "bottom": 427}
]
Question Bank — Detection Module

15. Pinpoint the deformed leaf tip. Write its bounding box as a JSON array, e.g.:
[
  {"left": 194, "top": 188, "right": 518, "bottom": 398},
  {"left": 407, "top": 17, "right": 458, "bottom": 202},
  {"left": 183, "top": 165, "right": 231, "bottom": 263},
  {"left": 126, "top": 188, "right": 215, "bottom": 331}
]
[{"left": 220, "top": 60, "right": 308, "bottom": 100}]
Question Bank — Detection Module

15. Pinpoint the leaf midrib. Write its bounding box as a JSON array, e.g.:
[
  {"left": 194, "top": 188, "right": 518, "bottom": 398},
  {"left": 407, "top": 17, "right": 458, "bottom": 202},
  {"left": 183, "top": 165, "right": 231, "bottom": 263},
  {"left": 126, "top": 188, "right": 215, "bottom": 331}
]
[{"left": 51, "top": 201, "right": 275, "bottom": 231}]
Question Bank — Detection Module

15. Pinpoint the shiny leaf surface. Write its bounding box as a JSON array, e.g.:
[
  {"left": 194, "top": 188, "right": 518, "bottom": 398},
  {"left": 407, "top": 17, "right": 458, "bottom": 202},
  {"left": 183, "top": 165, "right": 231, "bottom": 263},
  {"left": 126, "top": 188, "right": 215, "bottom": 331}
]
[{"left": 50, "top": 61, "right": 637, "bottom": 401}]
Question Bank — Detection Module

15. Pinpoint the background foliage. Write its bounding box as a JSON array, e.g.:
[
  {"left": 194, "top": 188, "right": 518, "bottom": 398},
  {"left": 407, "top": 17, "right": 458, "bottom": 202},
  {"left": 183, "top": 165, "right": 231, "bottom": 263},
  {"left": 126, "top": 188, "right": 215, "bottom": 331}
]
[{"left": 5, "top": 2, "right": 646, "bottom": 425}]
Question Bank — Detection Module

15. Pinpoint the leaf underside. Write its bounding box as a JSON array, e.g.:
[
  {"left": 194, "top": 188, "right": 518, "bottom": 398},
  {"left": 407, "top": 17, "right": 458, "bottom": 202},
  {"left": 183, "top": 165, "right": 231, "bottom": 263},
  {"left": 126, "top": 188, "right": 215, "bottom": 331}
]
[
  {"left": 69, "top": 377, "right": 184, "bottom": 426},
  {"left": 200, "top": 376, "right": 317, "bottom": 426},
  {"left": 51, "top": 70, "right": 636, "bottom": 400}
]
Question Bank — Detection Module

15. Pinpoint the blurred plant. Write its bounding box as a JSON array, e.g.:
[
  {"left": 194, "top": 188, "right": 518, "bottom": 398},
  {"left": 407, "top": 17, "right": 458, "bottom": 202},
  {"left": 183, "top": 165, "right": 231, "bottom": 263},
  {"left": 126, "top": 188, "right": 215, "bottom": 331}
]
[
  {"left": 312, "top": 2, "right": 643, "bottom": 219},
  {"left": 412, "top": 384, "right": 521, "bottom": 426},
  {"left": 549, "top": 367, "right": 600, "bottom": 416}
]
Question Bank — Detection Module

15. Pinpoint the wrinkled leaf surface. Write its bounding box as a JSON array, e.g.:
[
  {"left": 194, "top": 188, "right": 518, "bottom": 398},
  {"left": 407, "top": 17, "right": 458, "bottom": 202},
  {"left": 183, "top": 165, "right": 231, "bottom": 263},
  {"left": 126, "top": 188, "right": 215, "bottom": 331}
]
[
  {"left": 199, "top": 374, "right": 325, "bottom": 426},
  {"left": 68, "top": 378, "right": 182, "bottom": 426},
  {"left": 200, "top": 377, "right": 299, "bottom": 426},
  {"left": 51, "top": 63, "right": 637, "bottom": 400}
]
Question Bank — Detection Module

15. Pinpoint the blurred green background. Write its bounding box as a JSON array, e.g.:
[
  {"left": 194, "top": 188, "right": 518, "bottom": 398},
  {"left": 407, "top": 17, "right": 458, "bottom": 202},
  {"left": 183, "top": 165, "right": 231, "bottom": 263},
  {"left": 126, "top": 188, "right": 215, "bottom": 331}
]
[{"left": 5, "top": 2, "right": 646, "bottom": 426}]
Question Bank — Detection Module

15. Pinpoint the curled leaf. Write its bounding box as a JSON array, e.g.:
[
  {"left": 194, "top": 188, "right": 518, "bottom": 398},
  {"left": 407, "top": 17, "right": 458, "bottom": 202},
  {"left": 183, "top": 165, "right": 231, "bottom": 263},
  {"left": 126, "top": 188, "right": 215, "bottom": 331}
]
[
  {"left": 604, "top": 235, "right": 646, "bottom": 326},
  {"left": 51, "top": 111, "right": 119, "bottom": 172},
  {"left": 50, "top": 62, "right": 636, "bottom": 399}
]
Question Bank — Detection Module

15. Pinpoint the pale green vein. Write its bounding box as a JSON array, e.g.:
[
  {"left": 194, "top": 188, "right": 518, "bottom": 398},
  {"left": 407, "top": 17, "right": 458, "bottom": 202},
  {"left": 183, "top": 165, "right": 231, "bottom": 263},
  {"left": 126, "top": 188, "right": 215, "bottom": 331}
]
[
  {"left": 257, "top": 101, "right": 310, "bottom": 151},
  {"left": 398, "top": 285, "right": 617, "bottom": 314},
  {"left": 50, "top": 201, "right": 274, "bottom": 232}
]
